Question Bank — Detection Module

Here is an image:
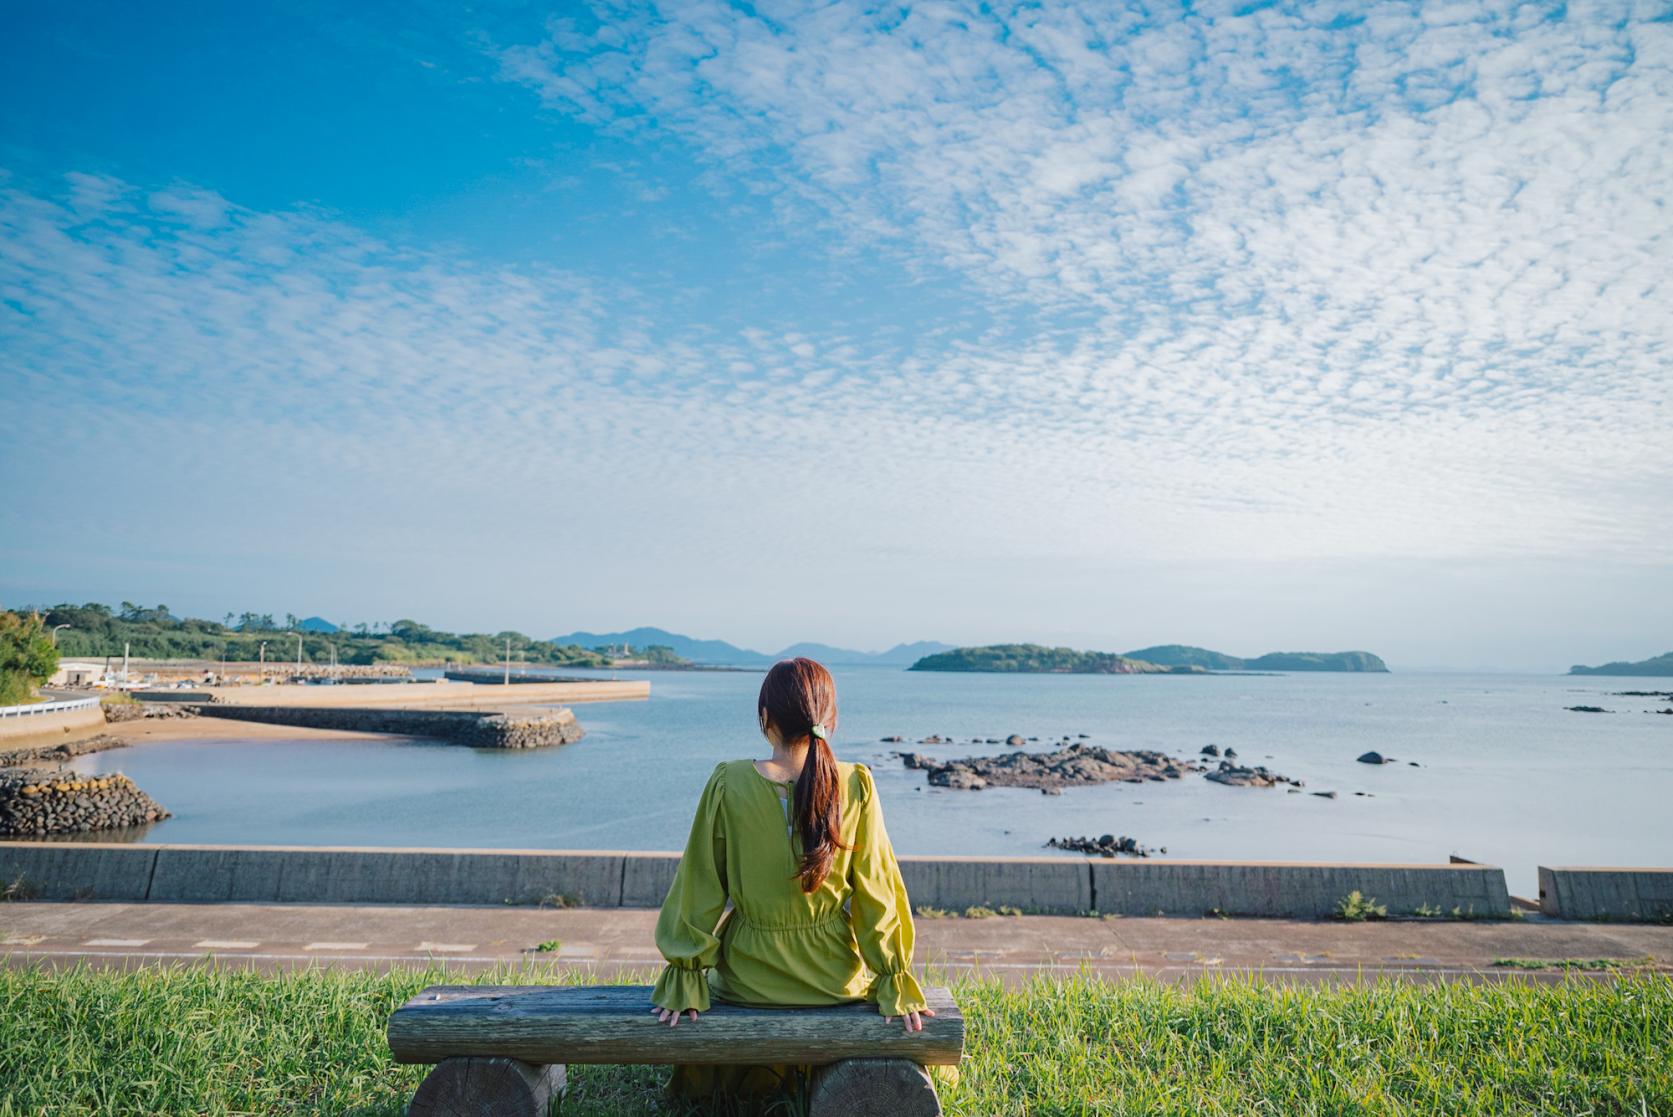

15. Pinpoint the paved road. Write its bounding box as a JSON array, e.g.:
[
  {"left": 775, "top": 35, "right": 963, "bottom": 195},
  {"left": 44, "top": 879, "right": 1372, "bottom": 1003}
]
[{"left": 4, "top": 903, "right": 1669, "bottom": 983}]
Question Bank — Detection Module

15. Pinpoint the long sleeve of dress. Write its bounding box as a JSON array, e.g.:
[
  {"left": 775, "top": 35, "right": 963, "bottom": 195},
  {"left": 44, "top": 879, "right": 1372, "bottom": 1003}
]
[
  {"left": 848, "top": 763, "right": 928, "bottom": 1016},
  {"left": 652, "top": 763, "right": 729, "bottom": 1012}
]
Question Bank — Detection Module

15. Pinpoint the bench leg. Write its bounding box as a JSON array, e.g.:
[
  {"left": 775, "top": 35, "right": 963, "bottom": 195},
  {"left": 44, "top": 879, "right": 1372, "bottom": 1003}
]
[
  {"left": 808, "top": 1058, "right": 941, "bottom": 1117},
  {"left": 408, "top": 1056, "right": 566, "bottom": 1117}
]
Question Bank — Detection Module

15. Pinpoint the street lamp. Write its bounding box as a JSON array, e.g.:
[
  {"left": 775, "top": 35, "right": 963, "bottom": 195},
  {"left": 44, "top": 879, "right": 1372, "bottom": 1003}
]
[{"left": 51, "top": 624, "right": 70, "bottom": 646}]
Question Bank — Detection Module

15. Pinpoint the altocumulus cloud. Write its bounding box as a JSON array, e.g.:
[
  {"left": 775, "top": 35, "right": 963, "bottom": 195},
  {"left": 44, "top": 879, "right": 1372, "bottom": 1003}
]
[
  {"left": 494, "top": 0, "right": 1672, "bottom": 556},
  {"left": 2, "top": 0, "right": 1669, "bottom": 583}
]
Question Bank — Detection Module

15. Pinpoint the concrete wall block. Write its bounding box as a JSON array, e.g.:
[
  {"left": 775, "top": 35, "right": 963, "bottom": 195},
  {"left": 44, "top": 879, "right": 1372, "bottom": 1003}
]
[
  {"left": 621, "top": 852, "right": 681, "bottom": 908},
  {"left": 1537, "top": 867, "right": 1673, "bottom": 921},
  {"left": 898, "top": 856, "right": 1090, "bottom": 914},
  {"left": 1089, "top": 861, "right": 1510, "bottom": 918},
  {"left": 0, "top": 841, "right": 158, "bottom": 901}
]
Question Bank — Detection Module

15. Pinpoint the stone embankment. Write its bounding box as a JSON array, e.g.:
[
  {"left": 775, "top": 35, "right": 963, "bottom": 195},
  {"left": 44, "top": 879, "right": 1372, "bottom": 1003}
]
[
  {"left": 0, "top": 769, "right": 169, "bottom": 836},
  {"left": 196, "top": 705, "right": 585, "bottom": 749},
  {"left": 900, "top": 743, "right": 1197, "bottom": 791},
  {"left": 1, "top": 734, "right": 130, "bottom": 768},
  {"left": 102, "top": 702, "right": 199, "bottom": 724}
]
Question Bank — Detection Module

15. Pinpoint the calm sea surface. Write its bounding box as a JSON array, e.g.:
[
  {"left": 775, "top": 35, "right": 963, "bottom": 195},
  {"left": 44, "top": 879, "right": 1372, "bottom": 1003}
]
[{"left": 69, "top": 667, "right": 1672, "bottom": 895}]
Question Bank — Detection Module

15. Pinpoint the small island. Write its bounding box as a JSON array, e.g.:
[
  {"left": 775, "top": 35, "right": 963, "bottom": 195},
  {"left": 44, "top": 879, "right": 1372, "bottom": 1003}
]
[
  {"left": 911, "top": 643, "right": 1389, "bottom": 674},
  {"left": 909, "top": 645, "right": 1187, "bottom": 674},
  {"left": 1568, "top": 652, "right": 1673, "bottom": 677}
]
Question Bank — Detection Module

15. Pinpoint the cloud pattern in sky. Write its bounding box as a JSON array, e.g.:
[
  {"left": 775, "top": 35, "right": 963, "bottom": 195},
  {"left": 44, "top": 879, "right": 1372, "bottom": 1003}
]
[{"left": 1, "top": 0, "right": 1669, "bottom": 663}]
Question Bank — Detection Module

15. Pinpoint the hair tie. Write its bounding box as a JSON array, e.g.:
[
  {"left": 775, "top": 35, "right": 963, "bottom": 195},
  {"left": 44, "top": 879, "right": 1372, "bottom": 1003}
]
[{"left": 809, "top": 723, "right": 828, "bottom": 741}]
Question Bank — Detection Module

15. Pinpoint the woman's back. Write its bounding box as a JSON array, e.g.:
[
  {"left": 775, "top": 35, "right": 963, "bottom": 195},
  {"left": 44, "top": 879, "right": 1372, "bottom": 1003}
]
[{"left": 653, "top": 755, "right": 924, "bottom": 1014}]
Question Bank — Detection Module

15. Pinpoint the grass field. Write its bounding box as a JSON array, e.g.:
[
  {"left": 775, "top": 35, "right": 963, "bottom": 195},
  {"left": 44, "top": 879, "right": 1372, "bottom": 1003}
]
[{"left": 1, "top": 964, "right": 1669, "bottom": 1115}]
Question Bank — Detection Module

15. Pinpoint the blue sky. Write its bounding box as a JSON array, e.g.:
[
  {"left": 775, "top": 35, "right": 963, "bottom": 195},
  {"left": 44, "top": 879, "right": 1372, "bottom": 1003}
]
[{"left": 2, "top": 0, "right": 1669, "bottom": 671}]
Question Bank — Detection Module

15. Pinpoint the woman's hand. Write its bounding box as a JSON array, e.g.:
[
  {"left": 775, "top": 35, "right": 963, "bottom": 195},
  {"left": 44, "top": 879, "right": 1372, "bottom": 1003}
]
[
  {"left": 650, "top": 1006, "right": 700, "bottom": 1027},
  {"left": 883, "top": 1007, "right": 936, "bottom": 1033}
]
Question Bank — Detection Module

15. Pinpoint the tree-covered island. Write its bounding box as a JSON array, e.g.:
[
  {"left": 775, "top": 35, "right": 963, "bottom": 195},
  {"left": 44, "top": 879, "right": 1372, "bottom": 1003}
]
[
  {"left": 911, "top": 643, "right": 1389, "bottom": 673},
  {"left": 1569, "top": 652, "right": 1673, "bottom": 677}
]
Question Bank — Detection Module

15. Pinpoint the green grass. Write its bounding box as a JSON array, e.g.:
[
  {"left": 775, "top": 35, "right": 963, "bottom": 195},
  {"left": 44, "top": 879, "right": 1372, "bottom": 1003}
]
[
  {"left": 1, "top": 965, "right": 1670, "bottom": 1115},
  {"left": 1491, "top": 957, "right": 1657, "bottom": 972}
]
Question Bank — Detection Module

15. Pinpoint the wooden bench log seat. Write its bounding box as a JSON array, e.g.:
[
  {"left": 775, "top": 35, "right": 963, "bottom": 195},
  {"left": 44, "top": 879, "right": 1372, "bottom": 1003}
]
[{"left": 388, "top": 984, "right": 964, "bottom": 1116}]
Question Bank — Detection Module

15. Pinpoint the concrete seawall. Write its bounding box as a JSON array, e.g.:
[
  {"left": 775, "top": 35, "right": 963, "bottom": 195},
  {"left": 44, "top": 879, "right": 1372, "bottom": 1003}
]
[
  {"left": 195, "top": 706, "right": 585, "bottom": 749},
  {"left": 0, "top": 700, "right": 106, "bottom": 747},
  {"left": 1539, "top": 866, "right": 1673, "bottom": 921},
  {"left": 2, "top": 842, "right": 1526, "bottom": 917}
]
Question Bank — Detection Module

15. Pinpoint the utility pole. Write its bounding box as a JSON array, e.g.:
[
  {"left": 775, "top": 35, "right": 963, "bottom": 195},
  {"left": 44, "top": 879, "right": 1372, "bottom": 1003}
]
[
  {"left": 51, "top": 623, "right": 70, "bottom": 646},
  {"left": 259, "top": 641, "right": 267, "bottom": 682},
  {"left": 504, "top": 637, "right": 512, "bottom": 686},
  {"left": 295, "top": 633, "right": 303, "bottom": 676},
  {"left": 122, "top": 642, "right": 130, "bottom": 686}
]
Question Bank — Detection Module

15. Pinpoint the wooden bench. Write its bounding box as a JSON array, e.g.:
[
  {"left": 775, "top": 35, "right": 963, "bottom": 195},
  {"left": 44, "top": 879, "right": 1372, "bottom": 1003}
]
[{"left": 387, "top": 984, "right": 964, "bottom": 1116}]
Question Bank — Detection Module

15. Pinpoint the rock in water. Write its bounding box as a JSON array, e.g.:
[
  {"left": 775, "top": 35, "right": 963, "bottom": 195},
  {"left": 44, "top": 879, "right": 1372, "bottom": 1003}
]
[
  {"left": 1047, "top": 833, "right": 1156, "bottom": 857},
  {"left": 903, "top": 742, "right": 1200, "bottom": 791},
  {"left": 1205, "top": 761, "right": 1303, "bottom": 789},
  {"left": 1201, "top": 744, "right": 1220, "bottom": 757},
  {"left": 1356, "top": 751, "right": 1393, "bottom": 765}
]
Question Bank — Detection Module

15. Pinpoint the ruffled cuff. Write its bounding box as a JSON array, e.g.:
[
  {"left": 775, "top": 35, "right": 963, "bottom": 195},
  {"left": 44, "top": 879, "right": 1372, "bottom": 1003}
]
[
  {"left": 652, "top": 962, "right": 711, "bottom": 1013},
  {"left": 870, "top": 967, "right": 927, "bottom": 1016}
]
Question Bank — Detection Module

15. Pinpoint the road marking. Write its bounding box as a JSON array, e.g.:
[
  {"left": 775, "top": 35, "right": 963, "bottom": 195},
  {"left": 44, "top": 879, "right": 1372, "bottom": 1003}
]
[
  {"left": 195, "top": 940, "right": 260, "bottom": 950},
  {"left": 304, "top": 941, "right": 369, "bottom": 951},
  {"left": 83, "top": 938, "right": 149, "bottom": 947},
  {"left": 417, "top": 942, "right": 477, "bottom": 953}
]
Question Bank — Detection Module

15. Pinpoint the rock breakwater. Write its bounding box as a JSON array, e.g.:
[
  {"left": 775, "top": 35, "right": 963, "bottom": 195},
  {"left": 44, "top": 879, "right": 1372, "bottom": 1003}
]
[
  {"left": 196, "top": 705, "right": 585, "bottom": 748},
  {"left": 0, "top": 769, "right": 169, "bottom": 836}
]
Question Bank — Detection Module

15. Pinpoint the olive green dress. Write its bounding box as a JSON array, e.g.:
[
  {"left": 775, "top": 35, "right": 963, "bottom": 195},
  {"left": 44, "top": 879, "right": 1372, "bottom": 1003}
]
[{"left": 651, "top": 758, "right": 930, "bottom": 1099}]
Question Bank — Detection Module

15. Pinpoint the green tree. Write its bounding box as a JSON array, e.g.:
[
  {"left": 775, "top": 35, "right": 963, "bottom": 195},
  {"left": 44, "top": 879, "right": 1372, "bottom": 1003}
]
[{"left": 0, "top": 609, "right": 61, "bottom": 705}]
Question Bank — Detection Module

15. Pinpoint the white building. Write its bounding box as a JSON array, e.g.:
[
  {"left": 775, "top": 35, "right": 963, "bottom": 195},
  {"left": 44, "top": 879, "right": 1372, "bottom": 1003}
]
[{"left": 49, "top": 662, "right": 103, "bottom": 687}]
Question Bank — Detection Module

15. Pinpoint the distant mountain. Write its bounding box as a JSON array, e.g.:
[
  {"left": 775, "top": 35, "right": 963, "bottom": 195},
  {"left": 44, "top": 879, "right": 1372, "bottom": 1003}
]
[
  {"left": 910, "top": 644, "right": 1180, "bottom": 674},
  {"left": 1569, "top": 652, "right": 1673, "bottom": 677},
  {"left": 548, "top": 627, "right": 953, "bottom": 667},
  {"left": 1123, "top": 644, "right": 1388, "bottom": 673},
  {"left": 777, "top": 640, "right": 956, "bottom": 666},
  {"left": 550, "top": 627, "right": 772, "bottom": 665},
  {"left": 296, "top": 616, "right": 340, "bottom": 633}
]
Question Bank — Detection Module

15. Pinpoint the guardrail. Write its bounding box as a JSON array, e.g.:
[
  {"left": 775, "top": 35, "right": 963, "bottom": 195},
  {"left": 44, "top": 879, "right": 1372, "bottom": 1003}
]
[{"left": 0, "top": 696, "right": 99, "bottom": 719}]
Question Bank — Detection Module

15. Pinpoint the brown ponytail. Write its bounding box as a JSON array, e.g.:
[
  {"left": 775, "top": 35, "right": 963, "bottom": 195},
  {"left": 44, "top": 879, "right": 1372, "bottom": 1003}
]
[{"left": 758, "top": 657, "right": 848, "bottom": 892}]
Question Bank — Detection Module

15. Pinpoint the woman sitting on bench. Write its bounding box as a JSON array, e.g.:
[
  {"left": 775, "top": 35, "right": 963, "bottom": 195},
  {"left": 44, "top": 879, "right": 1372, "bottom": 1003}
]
[{"left": 650, "top": 655, "right": 939, "bottom": 1102}]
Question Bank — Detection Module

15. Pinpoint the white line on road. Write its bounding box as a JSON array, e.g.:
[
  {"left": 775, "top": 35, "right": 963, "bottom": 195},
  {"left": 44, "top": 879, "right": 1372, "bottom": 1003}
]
[
  {"left": 416, "top": 942, "right": 477, "bottom": 953},
  {"left": 195, "top": 940, "right": 261, "bottom": 950},
  {"left": 304, "top": 941, "right": 369, "bottom": 951},
  {"left": 83, "top": 938, "right": 150, "bottom": 947}
]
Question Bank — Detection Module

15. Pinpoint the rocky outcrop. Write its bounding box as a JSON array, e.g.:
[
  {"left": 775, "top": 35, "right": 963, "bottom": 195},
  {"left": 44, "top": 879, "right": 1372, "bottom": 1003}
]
[
  {"left": 1047, "top": 833, "right": 1163, "bottom": 858},
  {"left": 0, "top": 769, "right": 169, "bottom": 836},
  {"left": 1204, "top": 761, "right": 1302, "bottom": 789},
  {"left": 900, "top": 743, "right": 1196, "bottom": 791}
]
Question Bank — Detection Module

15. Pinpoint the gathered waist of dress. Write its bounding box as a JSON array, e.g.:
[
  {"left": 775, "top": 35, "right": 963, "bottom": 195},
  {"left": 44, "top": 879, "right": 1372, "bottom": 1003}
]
[{"left": 729, "top": 907, "right": 850, "bottom": 933}]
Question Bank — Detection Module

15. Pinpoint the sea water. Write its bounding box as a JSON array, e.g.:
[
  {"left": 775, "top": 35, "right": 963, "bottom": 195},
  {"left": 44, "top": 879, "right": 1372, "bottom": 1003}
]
[{"left": 67, "top": 666, "right": 1673, "bottom": 895}]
